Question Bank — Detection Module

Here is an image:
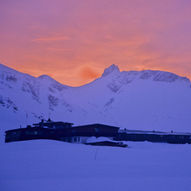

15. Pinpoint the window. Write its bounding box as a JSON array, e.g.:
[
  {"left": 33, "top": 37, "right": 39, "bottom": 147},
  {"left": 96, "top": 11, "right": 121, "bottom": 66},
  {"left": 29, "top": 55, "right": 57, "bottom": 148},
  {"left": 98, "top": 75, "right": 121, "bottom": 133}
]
[
  {"left": 179, "top": 136, "right": 184, "bottom": 139},
  {"left": 25, "top": 131, "right": 38, "bottom": 135},
  {"left": 95, "top": 128, "right": 99, "bottom": 133}
]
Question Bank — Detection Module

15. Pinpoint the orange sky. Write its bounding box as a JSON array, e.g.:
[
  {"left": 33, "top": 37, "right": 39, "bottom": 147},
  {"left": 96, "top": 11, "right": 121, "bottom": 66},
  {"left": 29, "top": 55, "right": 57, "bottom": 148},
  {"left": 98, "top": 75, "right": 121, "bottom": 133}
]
[{"left": 0, "top": 0, "right": 191, "bottom": 86}]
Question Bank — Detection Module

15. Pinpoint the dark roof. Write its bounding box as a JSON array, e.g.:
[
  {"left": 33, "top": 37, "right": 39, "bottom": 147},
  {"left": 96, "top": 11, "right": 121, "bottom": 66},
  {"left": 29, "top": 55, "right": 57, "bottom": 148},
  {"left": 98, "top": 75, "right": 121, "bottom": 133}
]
[
  {"left": 5, "top": 127, "right": 41, "bottom": 133},
  {"left": 33, "top": 121, "right": 74, "bottom": 126},
  {"left": 119, "top": 129, "right": 191, "bottom": 136},
  {"left": 73, "top": 123, "right": 120, "bottom": 130}
]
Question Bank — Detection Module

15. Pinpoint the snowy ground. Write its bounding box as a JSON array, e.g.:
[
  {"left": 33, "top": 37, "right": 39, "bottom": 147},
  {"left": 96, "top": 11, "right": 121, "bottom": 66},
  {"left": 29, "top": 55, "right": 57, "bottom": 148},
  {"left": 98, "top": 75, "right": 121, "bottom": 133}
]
[{"left": 0, "top": 140, "right": 191, "bottom": 191}]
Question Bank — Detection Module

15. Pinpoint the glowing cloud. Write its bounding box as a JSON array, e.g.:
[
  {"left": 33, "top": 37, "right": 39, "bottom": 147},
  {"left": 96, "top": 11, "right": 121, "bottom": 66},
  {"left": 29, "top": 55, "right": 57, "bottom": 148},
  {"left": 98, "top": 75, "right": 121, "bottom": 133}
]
[
  {"left": 79, "top": 66, "right": 100, "bottom": 81},
  {"left": 33, "top": 36, "right": 70, "bottom": 42},
  {"left": 0, "top": 0, "right": 191, "bottom": 86}
]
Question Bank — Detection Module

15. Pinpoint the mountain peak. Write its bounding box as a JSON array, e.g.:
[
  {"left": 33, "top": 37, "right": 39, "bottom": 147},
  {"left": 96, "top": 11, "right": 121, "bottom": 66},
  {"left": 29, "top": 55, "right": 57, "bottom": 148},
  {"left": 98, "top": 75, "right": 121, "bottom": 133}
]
[
  {"left": 0, "top": 63, "right": 19, "bottom": 74},
  {"left": 38, "top": 74, "right": 69, "bottom": 90},
  {"left": 38, "top": 74, "right": 60, "bottom": 84},
  {"left": 38, "top": 74, "right": 54, "bottom": 81},
  {"left": 102, "top": 64, "right": 120, "bottom": 77}
]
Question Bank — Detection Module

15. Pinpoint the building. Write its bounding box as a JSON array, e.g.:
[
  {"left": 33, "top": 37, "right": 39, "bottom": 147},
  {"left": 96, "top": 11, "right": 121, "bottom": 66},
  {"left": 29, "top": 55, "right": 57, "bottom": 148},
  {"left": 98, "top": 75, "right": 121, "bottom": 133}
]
[
  {"left": 62, "top": 124, "right": 119, "bottom": 137},
  {"left": 5, "top": 127, "right": 57, "bottom": 143},
  {"left": 33, "top": 119, "right": 74, "bottom": 129},
  {"left": 5, "top": 119, "right": 191, "bottom": 145},
  {"left": 116, "top": 129, "right": 191, "bottom": 144},
  {"left": 85, "top": 137, "right": 127, "bottom": 147},
  {"left": 5, "top": 120, "right": 120, "bottom": 144}
]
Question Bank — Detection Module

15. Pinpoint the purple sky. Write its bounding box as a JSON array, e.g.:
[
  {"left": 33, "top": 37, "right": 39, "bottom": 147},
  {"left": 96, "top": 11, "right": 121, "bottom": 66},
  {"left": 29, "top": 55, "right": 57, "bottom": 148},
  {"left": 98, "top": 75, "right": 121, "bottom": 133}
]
[{"left": 0, "top": 0, "right": 191, "bottom": 86}]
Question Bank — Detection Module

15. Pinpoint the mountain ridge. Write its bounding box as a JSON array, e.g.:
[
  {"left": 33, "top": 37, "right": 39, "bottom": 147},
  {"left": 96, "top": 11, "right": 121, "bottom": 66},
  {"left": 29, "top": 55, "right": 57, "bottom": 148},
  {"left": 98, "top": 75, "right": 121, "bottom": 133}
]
[
  {"left": 0, "top": 63, "right": 191, "bottom": 137},
  {"left": 0, "top": 63, "right": 190, "bottom": 87}
]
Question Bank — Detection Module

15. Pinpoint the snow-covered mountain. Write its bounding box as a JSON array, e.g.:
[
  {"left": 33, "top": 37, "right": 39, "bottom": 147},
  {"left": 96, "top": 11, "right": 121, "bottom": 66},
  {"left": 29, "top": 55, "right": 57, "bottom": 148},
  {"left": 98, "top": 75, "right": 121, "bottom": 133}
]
[{"left": 1, "top": 63, "right": 191, "bottom": 134}]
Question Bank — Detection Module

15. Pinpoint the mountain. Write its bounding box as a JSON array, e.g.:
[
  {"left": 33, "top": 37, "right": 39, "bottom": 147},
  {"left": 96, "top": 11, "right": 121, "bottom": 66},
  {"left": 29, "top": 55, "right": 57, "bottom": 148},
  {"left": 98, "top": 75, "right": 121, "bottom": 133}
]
[{"left": 1, "top": 63, "right": 191, "bottom": 137}]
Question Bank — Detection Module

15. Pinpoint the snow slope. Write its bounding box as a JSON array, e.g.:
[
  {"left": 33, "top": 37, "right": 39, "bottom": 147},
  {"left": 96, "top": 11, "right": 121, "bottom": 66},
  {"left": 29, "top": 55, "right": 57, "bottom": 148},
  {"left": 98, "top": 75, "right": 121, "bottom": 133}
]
[
  {"left": 0, "top": 140, "right": 191, "bottom": 191},
  {"left": 1, "top": 63, "right": 191, "bottom": 135},
  {"left": 1, "top": 64, "right": 191, "bottom": 190}
]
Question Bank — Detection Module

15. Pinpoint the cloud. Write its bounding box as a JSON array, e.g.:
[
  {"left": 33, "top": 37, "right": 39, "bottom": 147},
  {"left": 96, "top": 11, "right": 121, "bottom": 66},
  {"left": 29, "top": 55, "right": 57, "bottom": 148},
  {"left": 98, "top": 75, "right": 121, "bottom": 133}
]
[
  {"left": 79, "top": 66, "right": 100, "bottom": 81},
  {"left": 1, "top": 0, "right": 191, "bottom": 86},
  {"left": 32, "top": 36, "right": 70, "bottom": 42},
  {"left": 46, "top": 47, "right": 72, "bottom": 52}
]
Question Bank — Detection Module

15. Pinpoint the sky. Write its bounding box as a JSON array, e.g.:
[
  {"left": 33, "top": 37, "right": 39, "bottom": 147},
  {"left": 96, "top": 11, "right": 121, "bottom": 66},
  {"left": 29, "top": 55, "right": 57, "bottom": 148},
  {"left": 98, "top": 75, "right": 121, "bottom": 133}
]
[{"left": 0, "top": 0, "right": 191, "bottom": 86}]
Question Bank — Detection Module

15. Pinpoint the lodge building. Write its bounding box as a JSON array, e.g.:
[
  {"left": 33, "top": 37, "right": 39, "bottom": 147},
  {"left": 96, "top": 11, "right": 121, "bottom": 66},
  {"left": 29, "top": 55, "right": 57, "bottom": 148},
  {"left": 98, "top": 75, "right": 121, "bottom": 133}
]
[
  {"left": 5, "top": 119, "right": 121, "bottom": 146},
  {"left": 5, "top": 119, "right": 191, "bottom": 145}
]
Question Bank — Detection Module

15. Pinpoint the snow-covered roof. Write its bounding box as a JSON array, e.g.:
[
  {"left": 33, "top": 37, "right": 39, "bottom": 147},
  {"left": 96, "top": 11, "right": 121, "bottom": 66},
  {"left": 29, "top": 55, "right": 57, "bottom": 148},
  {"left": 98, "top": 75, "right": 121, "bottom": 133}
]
[
  {"left": 119, "top": 129, "right": 191, "bottom": 136},
  {"left": 86, "top": 136, "right": 118, "bottom": 143}
]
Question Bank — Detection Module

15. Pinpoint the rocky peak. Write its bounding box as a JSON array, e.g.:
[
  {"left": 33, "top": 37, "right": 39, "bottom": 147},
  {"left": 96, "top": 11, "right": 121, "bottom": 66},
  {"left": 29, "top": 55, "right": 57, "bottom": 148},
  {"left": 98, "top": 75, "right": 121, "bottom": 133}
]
[{"left": 102, "top": 64, "right": 120, "bottom": 77}]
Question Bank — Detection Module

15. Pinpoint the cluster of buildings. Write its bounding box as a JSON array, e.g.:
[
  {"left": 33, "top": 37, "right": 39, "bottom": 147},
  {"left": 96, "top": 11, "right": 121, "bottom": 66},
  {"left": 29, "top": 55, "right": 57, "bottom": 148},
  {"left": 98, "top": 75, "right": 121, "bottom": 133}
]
[
  {"left": 5, "top": 119, "right": 126, "bottom": 147},
  {"left": 5, "top": 119, "right": 191, "bottom": 146}
]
